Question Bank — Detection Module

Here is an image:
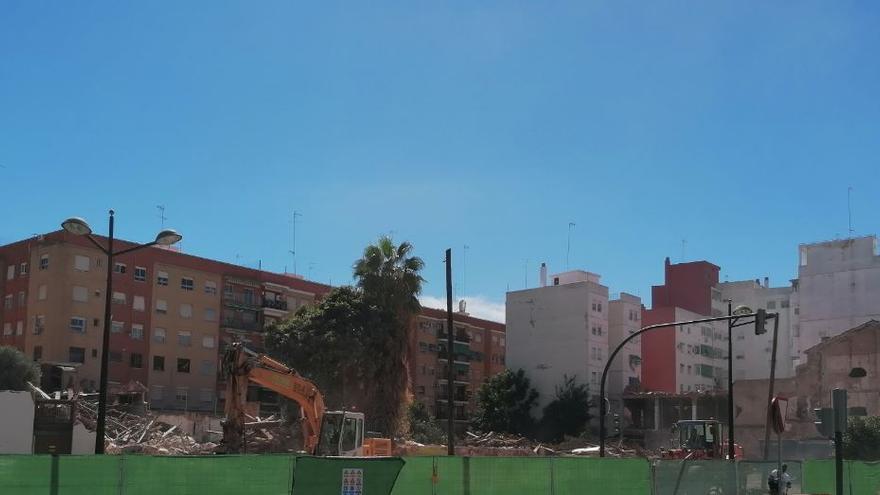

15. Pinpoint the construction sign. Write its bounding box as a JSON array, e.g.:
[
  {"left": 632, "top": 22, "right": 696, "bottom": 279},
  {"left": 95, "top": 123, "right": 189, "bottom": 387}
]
[{"left": 342, "top": 468, "right": 363, "bottom": 495}]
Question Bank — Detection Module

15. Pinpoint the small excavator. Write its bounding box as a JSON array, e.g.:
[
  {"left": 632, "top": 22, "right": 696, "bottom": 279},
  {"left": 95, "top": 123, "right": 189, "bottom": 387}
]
[{"left": 221, "top": 342, "right": 392, "bottom": 456}]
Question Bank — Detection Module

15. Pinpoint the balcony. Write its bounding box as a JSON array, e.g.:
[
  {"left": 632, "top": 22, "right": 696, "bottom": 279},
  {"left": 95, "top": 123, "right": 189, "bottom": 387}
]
[
  {"left": 262, "top": 299, "right": 288, "bottom": 311},
  {"left": 438, "top": 329, "right": 470, "bottom": 343},
  {"left": 223, "top": 295, "right": 261, "bottom": 309},
  {"left": 438, "top": 351, "right": 471, "bottom": 363},
  {"left": 221, "top": 318, "right": 261, "bottom": 332}
]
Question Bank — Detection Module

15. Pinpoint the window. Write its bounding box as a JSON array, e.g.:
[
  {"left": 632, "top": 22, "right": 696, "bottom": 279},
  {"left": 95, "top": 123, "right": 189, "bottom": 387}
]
[
  {"left": 179, "top": 304, "right": 192, "bottom": 318},
  {"left": 18, "top": 291, "right": 25, "bottom": 306},
  {"left": 686, "top": 344, "right": 692, "bottom": 354},
  {"left": 794, "top": 307, "right": 799, "bottom": 315},
  {"left": 39, "top": 254, "right": 49, "bottom": 270},
  {"left": 19, "top": 262, "right": 27, "bottom": 276},
  {"left": 72, "top": 286, "right": 88, "bottom": 302},
  {"left": 33, "top": 346, "right": 42, "bottom": 361},
  {"left": 204, "top": 281, "right": 217, "bottom": 295},
  {"left": 131, "top": 324, "right": 144, "bottom": 340},
  {"left": 680, "top": 363, "right": 685, "bottom": 373},
  {"left": 134, "top": 266, "right": 147, "bottom": 282},
  {"left": 687, "top": 365, "right": 692, "bottom": 375},
  {"left": 111, "top": 321, "right": 124, "bottom": 333},
  {"left": 74, "top": 255, "right": 90, "bottom": 271},
  {"left": 69, "top": 347, "right": 85, "bottom": 363},
  {"left": 3, "top": 294, "right": 11, "bottom": 309},
  {"left": 223, "top": 286, "right": 233, "bottom": 300},
  {"left": 70, "top": 317, "right": 86, "bottom": 333},
  {"left": 181, "top": 277, "right": 194, "bottom": 291},
  {"left": 177, "top": 358, "right": 191, "bottom": 373},
  {"left": 597, "top": 348, "right": 602, "bottom": 360},
  {"left": 175, "top": 388, "right": 188, "bottom": 402},
  {"left": 736, "top": 354, "right": 745, "bottom": 360},
  {"left": 200, "top": 388, "right": 213, "bottom": 403},
  {"left": 151, "top": 385, "right": 164, "bottom": 400},
  {"left": 2, "top": 323, "right": 10, "bottom": 336},
  {"left": 153, "top": 328, "right": 166, "bottom": 343},
  {"left": 33, "top": 315, "right": 45, "bottom": 335},
  {"left": 178, "top": 331, "right": 192, "bottom": 346},
  {"left": 203, "top": 308, "right": 216, "bottom": 321},
  {"left": 597, "top": 303, "right": 603, "bottom": 312},
  {"left": 112, "top": 292, "right": 126, "bottom": 305},
  {"left": 201, "top": 336, "right": 215, "bottom": 349},
  {"left": 13, "top": 321, "right": 22, "bottom": 335},
  {"left": 767, "top": 301, "right": 777, "bottom": 309},
  {"left": 417, "top": 385, "right": 426, "bottom": 395},
  {"left": 6, "top": 265, "right": 14, "bottom": 280},
  {"left": 200, "top": 360, "right": 213, "bottom": 375},
  {"left": 153, "top": 355, "right": 165, "bottom": 371},
  {"left": 781, "top": 300, "right": 790, "bottom": 308},
  {"left": 243, "top": 288, "right": 255, "bottom": 305},
  {"left": 155, "top": 299, "right": 168, "bottom": 314},
  {"left": 157, "top": 271, "right": 169, "bottom": 286},
  {"left": 133, "top": 295, "right": 145, "bottom": 311},
  {"left": 130, "top": 353, "right": 143, "bottom": 368},
  {"left": 591, "top": 302, "right": 597, "bottom": 311},
  {"left": 114, "top": 262, "right": 127, "bottom": 274},
  {"left": 38, "top": 285, "right": 47, "bottom": 300},
  {"left": 591, "top": 327, "right": 597, "bottom": 336}
]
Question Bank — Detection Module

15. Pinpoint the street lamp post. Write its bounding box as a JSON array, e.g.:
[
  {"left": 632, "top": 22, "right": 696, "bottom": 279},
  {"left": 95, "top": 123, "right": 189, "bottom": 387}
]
[
  {"left": 598, "top": 309, "right": 773, "bottom": 457},
  {"left": 62, "top": 210, "right": 182, "bottom": 454}
]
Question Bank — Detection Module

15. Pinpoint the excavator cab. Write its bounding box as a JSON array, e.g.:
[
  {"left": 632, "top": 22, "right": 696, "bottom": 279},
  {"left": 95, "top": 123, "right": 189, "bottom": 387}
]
[{"left": 316, "top": 411, "right": 365, "bottom": 456}]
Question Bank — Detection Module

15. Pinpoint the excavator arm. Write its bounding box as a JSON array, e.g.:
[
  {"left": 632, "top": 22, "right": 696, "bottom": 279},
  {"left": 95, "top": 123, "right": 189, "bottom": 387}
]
[{"left": 222, "top": 342, "right": 325, "bottom": 454}]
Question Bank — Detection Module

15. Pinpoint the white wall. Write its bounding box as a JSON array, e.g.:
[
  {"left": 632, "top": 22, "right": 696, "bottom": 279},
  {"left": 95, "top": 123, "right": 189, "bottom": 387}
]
[
  {"left": 71, "top": 423, "right": 96, "bottom": 454},
  {"left": 797, "top": 236, "right": 880, "bottom": 357},
  {"left": 0, "top": 391, "right": 34, "bottom": 453},
  {"left": 607, "top": 293, "right": 642, "bottom": 401},
  {"left": 719, "top": 280, "right": 797, "bottom": 380},
  {"left": 506, "top": 277, "right": 608, "bottom": 414}
]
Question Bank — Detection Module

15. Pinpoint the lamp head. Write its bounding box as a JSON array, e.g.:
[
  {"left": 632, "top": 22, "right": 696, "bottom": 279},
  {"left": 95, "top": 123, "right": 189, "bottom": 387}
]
[
  {"left": 154, "top": 229, "right": 182, "bottom": 246},
  {"left": 61, "top": 217, "right": 92, "bottom": 236}
]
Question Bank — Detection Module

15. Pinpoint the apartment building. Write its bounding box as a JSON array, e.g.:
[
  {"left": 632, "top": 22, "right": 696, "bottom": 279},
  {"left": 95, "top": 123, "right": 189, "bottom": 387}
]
[
  {"left": 506, "top": 269, "right": 610, "bottom": 413},
  {"left": 409, "top": 306, "right": 506, "bottom": 423},
  {"left": 717, "top": 278, "right": 798, "bottom": 380},
  {"left": 641, "top": 258, "right": 728, "bottom": 394},
  {"left": 607, "top": 293, "right": 643, "bottom": 406},
  {"left": 795, "top": 236, "right": 880, "bottom": 361},
  {"left": 0, "top": 231, "right": 331, "bottom": 412}
]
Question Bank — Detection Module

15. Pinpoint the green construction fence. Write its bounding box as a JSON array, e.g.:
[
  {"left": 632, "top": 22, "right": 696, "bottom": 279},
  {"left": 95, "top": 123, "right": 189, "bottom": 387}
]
[{"left": 2, "top": 455, "right": 880, "bottom": 494}]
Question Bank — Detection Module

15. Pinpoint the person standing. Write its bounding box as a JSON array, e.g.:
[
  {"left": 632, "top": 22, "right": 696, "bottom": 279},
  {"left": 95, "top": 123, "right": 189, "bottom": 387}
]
[{"left": 768, "top": 464, "right": 793, "bottom": 495}]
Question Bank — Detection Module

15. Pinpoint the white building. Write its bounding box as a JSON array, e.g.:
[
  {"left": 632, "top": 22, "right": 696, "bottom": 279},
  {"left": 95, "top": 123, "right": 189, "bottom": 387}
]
[
  {"left": 506, "top": 269, "right": 609, "bottom": 413},
  {"left": 673, "top": 306, "right": 728, "bottom": 393},
  {"left": 718, "top": 279, "right": 797, "bottom": 380},
  {"left": 795, "top": 236, "right": 880, "bottom": 362},
  {"left": 607, "top": 293, "right": 642, "bottom": 405}
]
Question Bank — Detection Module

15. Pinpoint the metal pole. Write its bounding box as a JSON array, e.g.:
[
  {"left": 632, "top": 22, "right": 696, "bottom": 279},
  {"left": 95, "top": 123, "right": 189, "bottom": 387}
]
[
  {"left": 445, "top": 248, "right": 455, "bottom": 456},
  {"left": 833, "top": 388, "right": 847, "bottom": 495},
  {"left": 764, "top": 314, "right": 780, "bottom": 459},
  {"left": 95, "top": 210, "right": 115, "bottom": 454},
  {"left": 727, "top": 300, "right": 735, "bottom": 460}
]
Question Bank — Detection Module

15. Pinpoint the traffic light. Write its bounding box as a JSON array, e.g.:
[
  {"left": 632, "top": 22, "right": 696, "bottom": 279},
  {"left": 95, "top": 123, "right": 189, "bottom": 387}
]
[
  {"left": 755, "top": 309, "right": 767, "bottom": 335},
  {"left": 814, "top": 408, "right": 833, "bottom": 438},
  {"left": 613, "top": 414, "right": 621, "bottom": 435}
]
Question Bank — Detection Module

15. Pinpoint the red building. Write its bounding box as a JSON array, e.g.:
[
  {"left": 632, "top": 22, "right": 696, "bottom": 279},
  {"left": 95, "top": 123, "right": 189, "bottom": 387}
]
[{"left": 641, "top": 258, "right": 726, "bottom": 393}]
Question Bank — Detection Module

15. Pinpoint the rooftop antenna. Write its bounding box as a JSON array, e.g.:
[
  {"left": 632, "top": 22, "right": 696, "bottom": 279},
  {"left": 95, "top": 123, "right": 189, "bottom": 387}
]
[
  {"left": 848, "top": 186, "right": 854, "bottom": 236},
  {"left": 566, "top": 222, "right": 576, "bottom": 269},
  {"left": 156, "top": 205, "right": 167, "bottom": 228},
  {"left": 289, "top": 210, "right": 302, "bottom": 275}
]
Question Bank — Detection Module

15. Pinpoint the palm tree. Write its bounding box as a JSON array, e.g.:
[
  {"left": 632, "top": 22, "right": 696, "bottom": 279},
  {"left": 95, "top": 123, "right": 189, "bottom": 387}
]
[
  {"left": 352, "top": 236, "right": 425, "bottom": 434},
  {"left": 353, "top": 236, "right": 425, "bottom": 315}
]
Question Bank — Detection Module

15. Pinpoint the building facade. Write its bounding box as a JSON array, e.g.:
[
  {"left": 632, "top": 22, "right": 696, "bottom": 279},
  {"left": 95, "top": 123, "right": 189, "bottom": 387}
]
[
  {"left": 718, "top": 279, "right": 797, "bottom": 380},
  {"left": 506, "top": 270, "right": 610, "bottom": 413},
  {"left": 0, "top": 231, "right": 331, "bottom": 412},
  {"left": 795, "top": 236, "right": 880, "bottom": 362},
  {"left": 607, "top": 293, "right": 643, "bottom": 405},
  {"left": 408, "top": 307, "right": 506, "bottom": 423},
  {"left": 641, "top": 259, "right": 728, "bottom": 394}
]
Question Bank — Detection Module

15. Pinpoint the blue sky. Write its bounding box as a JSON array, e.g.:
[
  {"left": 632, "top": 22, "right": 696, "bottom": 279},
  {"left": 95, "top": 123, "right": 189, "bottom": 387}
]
[{"left": 2, "top": 2, "right": 878, "bottom": 321}]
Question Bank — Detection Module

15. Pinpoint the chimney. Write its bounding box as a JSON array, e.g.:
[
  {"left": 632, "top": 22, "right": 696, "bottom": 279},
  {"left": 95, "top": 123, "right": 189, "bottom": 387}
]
[
  {"left": 540, "top": 263, "right": 547, "bottom": 287},
  {"left": 764, "top": 277, "right": 769, "bottom": 288}
]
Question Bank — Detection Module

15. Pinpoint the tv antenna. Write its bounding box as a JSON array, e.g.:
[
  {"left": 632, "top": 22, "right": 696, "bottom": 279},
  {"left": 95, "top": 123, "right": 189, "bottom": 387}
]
[
  {"left": 289, "top": 210, "right": 302, "bottom": 275},
  {"left": 156, "top": 205, "right": 167, "bottom": 228}
]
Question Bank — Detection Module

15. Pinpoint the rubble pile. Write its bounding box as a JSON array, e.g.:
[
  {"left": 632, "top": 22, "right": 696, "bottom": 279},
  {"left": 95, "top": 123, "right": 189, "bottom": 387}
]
[
  {"left": 234, "top": 414, "right": 301, "bottom": 454},
  {"left": 77, "top": 398, "right": 217, "bottom": 455}
]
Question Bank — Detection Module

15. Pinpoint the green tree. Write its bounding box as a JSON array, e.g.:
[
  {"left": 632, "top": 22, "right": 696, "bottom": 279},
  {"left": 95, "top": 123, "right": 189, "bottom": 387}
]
[
  {"left": 0, "top": 346, "right": 40, "bottom": 391},
  {"left": 536, "top": 375, "right": 591, "bottom": 442},
  {"left": 267, "top": 236, "right": 425, "bottom": 436},
  {"left": 407, "top": 400, "right": 445, "bottom": 445},
  {"left": 472, "top": 369, "right": 539, "bottom": 437},
  {"left": 843, "top": 416, "right": 880, "bottom": 460}
]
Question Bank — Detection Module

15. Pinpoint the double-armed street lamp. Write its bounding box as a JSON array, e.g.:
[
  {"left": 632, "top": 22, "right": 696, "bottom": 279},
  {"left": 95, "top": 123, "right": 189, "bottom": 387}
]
[
  {"left": 62, "top": 210, "right": 182, "bottom": 454},
  {"left": 598, "top": 307, "right": 776, "bottom": 458}
]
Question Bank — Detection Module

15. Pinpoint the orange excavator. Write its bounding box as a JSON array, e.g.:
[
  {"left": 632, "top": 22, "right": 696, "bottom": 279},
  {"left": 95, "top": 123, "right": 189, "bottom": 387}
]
[{"left": 221, "top": 342, "right": 392, "bottom": 456}]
